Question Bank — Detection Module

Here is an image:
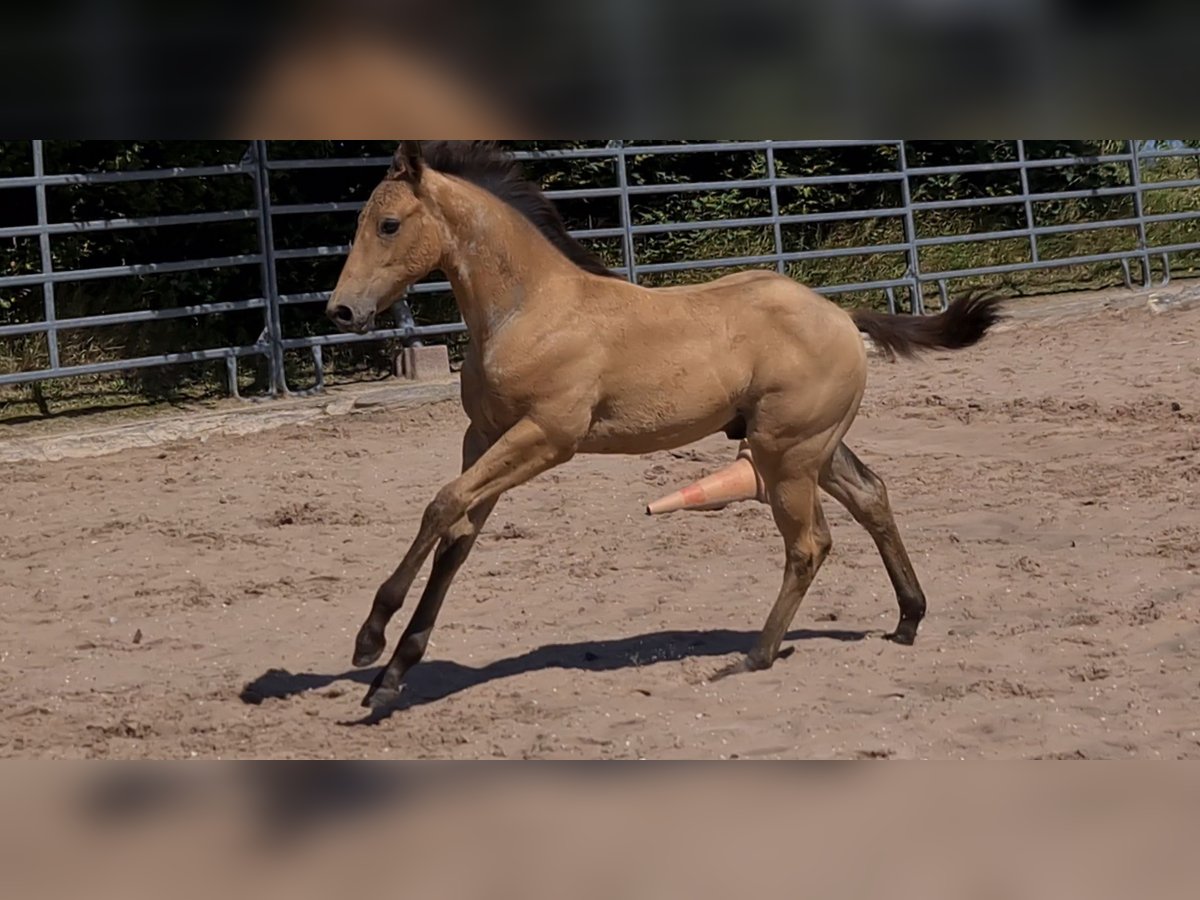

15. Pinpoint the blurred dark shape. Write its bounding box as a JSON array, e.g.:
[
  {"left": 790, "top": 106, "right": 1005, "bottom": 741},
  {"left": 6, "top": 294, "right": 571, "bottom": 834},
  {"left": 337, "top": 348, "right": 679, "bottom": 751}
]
[
  {"left": 2, "top": 763, "right": 1200, "bottom": 900},
  {"left": 3, "top": 0, "right": 1197, "bottom": 136},
  {"left": 2, "top": 1, "right": 278, "bottom": 135},
  {"left": 81, "top": 767, "right": 207, "bottom": 821},
  {"left": 245, "top": 763, "right": 416, "bottom": 842},
  {"left": 77, "top": 763, "right": 416, "bottom": 837},
  {"left": 229, "top": 21, "right": 531, "bottom": 139}
]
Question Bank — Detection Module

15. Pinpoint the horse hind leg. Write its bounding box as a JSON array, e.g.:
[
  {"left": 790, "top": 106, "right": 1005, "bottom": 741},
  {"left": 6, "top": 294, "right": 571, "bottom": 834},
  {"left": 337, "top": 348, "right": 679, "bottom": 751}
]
[{"left": 819, "top": 441, "right": 926, "bottom": 644}]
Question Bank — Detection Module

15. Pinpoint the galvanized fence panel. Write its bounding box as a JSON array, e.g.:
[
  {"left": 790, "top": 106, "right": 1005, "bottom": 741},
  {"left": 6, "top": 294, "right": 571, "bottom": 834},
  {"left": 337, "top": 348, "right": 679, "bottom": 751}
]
[
  {"left": 1, "top": 141, "right": 277, "bottom": 394},
  {"left": 2, "top": 139, "right": 1198, "bottom": 399}
]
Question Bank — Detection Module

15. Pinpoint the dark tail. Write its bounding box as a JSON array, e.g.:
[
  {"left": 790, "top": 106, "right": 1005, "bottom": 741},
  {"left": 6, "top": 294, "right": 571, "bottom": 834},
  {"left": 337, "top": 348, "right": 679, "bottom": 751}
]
[{"left": 851, "top": 290, "right": 1005, "bottom": 360}]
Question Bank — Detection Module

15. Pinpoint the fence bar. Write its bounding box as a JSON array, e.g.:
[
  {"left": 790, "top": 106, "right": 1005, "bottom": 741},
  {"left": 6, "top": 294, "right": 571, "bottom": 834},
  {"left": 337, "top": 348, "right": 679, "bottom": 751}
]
[
  {"left": 30, "top": 141, "right": 60, "bottom": 369},
  {"left": 907, "top": 184, "right": 1142, "bottom": 213},
  {"left": 911, "top": 215, "right": 1176, "bottom": 248},
  {"left": 1135, "top": 146, "right": 1200, "bottom": 160},
  {"left": 0, "top": 253, "right": 265, "bottom": 289},
  {"left": 1015, "top": 141, "right": 1039, "bottom": 264},
  {"left": 250, "top": 141, "right": 287, "bottom": 396},
  {"left": 635, "top": 242, "right": 911, "bottom": 276},
  {"left": 903, "top": 153, "right": 1135, "bottom": 177},
  {"left": 0, "top": 208, "right": 258, "bottom": 240},
  {"left": 0, "top": 162, "right": 251, "bottom": 189},
  {"left": 0, "top": 345, "right": 266, "bottom": 387},
  {"left": 622, "top": 171, "right": 904, "bottom": 197},
  {"left": 0, "top": 299, "right": 268, "bottom": 338},
  {"left": 270, "top": 207, "right": 917, "bottom": 264},
  {"left": 897, "top": 141, "right": 925, "bottom": 314},
  {"left": 764, "top": 141, "right": 786, "bottom": 274},
  {"left": 634, "top": 208, "right": 908, "bottom": 235},
  {"left": 278, "top": 321, "right": 467, "bottom": 350},
  {"left": 613, "top": 140, "right": 638, "bottom": 284},
  {"left": 1127, "top": 140, "right": 1153, "bottom": 288},
  {"left": 918, "top": 248, "right": 1148, "bottom": 281}
]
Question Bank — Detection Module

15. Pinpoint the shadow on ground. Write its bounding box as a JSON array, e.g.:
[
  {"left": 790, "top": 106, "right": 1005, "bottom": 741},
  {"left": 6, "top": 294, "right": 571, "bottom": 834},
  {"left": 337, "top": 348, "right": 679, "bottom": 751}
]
[{"left": 240, "top": 626, "right": 871, "bottom": 723}]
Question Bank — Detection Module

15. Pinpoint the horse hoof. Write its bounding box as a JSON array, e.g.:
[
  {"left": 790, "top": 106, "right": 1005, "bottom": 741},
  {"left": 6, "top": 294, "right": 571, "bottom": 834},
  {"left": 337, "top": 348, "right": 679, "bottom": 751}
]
[
  {"left": 353, "top": 648, "right": 383, "bottom": 668},
  {"left": 884, "top": 623, "right": 919, "bottom": 646},
  {"left": 362, "top": 684, "right": 401, "bottom": 710},
  {"left": 353, "top": 626, "right": 386, "bottom": 668},
  {"left": 707, "top": 658, "right": 751, "bottom": 683},
  {"left": 708, "top": 646, "right": 792, "bottom": 682}
]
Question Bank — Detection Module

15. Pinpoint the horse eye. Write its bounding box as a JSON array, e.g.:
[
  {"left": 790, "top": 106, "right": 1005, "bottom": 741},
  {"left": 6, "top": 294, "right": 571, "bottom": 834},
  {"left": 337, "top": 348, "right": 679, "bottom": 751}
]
[{"left": 379, "top": 218, "right": 401, "bottom": 236}]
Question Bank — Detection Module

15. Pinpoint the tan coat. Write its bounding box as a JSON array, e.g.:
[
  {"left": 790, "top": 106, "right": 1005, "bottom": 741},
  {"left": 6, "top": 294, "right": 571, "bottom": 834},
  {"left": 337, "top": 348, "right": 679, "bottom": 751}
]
[{"left": 326, "top": 142, "right": 1003, "bottom": 709}]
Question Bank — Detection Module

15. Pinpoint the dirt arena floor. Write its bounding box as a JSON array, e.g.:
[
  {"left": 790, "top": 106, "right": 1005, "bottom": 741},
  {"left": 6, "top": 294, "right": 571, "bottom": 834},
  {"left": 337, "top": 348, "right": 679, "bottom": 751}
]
[{"left": 2, "top": 302, "right": 1199, "bottom": 758}]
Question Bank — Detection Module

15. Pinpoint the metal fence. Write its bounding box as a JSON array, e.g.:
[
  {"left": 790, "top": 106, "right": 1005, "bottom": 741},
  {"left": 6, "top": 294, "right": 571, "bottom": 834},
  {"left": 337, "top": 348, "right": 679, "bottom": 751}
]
[{"left": 3, "top": 140, "right": 1199, "bottom": 399}]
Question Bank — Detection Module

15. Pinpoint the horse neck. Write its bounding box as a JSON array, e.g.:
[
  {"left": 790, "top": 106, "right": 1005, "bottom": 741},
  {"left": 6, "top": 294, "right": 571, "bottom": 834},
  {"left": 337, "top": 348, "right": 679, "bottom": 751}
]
[{"left": 425, "top": 171, "right": 578, "bottom": 346}]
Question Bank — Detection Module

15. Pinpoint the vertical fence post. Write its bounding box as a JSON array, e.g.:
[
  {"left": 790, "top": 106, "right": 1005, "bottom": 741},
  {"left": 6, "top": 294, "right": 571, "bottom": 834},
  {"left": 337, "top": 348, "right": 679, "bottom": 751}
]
[
  {"left": 1127, "top": 139, "right": 1153, "bottom": 289},
  {"left": 250, "top": 140, "right": 287, "bottom": 396},
  {"left": 765, "top": 141, "right": 786, "bottom": 274},
  {"left": 394, "top": 297, "right": 422, "bottom": 348},
  {"left": 613, "top": 140, "right": 638, "bottom": 284},
  {"left": 31, "top": 141, "right": 60, "bottom": 372},
  {"left": 897, "top": 140, "right": 925, "bottom": 314},
  {"left": 1016, "top": 140, "right": 1039, "bottom": 265}
]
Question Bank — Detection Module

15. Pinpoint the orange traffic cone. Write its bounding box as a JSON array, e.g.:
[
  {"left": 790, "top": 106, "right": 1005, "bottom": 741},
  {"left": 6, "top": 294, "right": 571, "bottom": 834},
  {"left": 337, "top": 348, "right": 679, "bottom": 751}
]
[{"left": 645, "top": 444, "right": 767, "bottom": 515}]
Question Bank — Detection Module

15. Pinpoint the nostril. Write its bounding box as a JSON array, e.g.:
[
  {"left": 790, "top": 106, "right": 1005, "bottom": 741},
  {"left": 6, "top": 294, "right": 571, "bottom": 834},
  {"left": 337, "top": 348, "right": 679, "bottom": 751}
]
[{"left": 331, "top": 305, "right": 355, "bottom": 324}]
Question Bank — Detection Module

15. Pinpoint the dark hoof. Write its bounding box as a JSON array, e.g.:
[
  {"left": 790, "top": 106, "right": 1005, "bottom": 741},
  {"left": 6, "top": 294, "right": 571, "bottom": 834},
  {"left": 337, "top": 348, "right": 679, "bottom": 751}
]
[
  {"left": 362, "top": 685, "right": 402, "bottom": 710},
  {"left": 353, "top": 624, "right": 386, "bottom": 668},
  {"left": 362, "top": 666, "right": 401, "bottom": 708},
  {"left": 884, "top": 621, "right": 920, "bottom": 646}
]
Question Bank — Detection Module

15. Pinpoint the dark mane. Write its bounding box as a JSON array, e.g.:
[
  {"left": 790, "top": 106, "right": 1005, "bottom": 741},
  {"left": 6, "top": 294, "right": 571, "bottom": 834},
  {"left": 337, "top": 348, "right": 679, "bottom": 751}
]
[{"left": 416, "top": 141, "right": 621, "bottom": 279}]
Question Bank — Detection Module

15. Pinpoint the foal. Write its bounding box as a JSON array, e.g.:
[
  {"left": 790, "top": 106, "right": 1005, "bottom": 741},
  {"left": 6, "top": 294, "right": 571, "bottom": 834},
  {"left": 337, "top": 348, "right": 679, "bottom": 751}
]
[{"left": 326, "top": 141, "right": 1002, "bottom": 708}]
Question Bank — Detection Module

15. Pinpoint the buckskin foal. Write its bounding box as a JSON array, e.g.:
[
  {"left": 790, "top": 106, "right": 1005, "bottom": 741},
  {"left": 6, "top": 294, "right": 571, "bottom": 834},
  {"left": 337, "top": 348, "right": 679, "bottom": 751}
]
[{"left": 326, "top": 141, "right": 1003, "bottom": 709}]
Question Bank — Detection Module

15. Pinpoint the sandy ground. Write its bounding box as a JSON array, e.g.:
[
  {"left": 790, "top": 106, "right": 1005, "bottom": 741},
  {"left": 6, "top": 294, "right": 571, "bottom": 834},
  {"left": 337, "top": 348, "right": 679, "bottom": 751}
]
[{"left": 1, "top": 302, "right": 1199, "bottom": 759}]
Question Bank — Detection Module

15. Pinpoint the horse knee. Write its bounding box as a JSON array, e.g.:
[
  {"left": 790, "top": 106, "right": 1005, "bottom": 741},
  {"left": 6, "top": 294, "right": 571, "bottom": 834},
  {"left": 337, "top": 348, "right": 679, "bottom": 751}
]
[
  {"left": 806, "top": 526, "right": 833, "bottom": 572},
  {"left": 442, "top": 514, "right": 476, "bottom": 545},
  {"left": 787, "top": 527, "right": 830, "bottom": 574},
  {"left": 424, "top": 484, "right": 468, "bottom": 536},
  {"left": 814, "top": 522, "right": 833, "bottom": 560}
]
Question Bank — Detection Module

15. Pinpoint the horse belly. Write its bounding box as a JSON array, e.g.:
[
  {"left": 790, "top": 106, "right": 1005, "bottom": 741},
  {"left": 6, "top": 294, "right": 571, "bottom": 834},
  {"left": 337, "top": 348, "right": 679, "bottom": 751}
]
[{"left": 578, "top": 391, "right": 737, "bottom": 454}]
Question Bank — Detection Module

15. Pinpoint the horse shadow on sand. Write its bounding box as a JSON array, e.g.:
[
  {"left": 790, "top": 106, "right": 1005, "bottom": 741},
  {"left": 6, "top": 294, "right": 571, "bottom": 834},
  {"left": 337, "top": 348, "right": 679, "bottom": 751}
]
[
  {"left": 239, "top": 625, "right": 871, "bottom": 725},
  {"left": 78, "top": 629, "right": 868, "bottom": 849},
  {"left": 84, "top": 627, "right": 863, "bottom": 847}
]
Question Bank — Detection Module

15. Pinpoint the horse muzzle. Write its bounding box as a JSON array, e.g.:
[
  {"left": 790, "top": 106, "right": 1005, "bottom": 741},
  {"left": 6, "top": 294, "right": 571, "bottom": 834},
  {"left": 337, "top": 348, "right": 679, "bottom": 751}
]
[{"left": 326, "top": 301, "right": 376, "bottom": 335}]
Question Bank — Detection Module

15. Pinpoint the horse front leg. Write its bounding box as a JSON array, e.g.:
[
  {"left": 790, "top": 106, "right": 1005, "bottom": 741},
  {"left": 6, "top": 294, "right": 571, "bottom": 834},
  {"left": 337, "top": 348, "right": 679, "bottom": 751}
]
[
  {"left": 358, "top": 494, "right": 499, "bottom": 707},
  {"left": 352, "top": 425, "right": 492, "bottom": 668},
  {"left": 355, "top": 417, "right": 575, "bottom": 708}
]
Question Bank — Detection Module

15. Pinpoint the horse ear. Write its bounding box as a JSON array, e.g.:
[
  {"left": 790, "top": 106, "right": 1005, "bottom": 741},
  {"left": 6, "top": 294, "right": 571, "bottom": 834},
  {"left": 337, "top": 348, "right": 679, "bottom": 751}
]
[{"left": 388, "top": 141, "right": 424, "bottom": 183}]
